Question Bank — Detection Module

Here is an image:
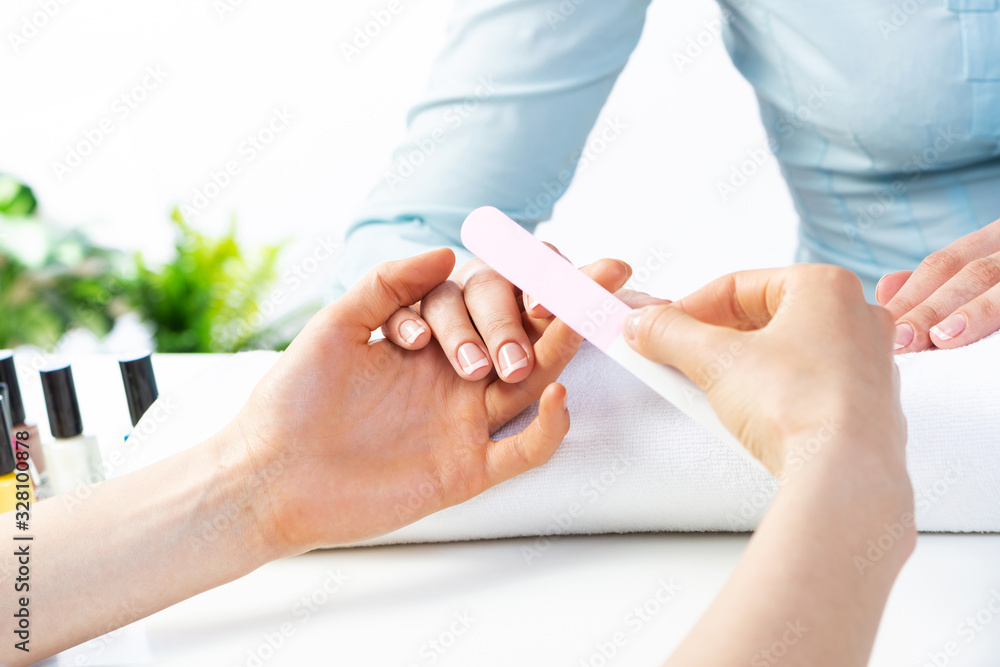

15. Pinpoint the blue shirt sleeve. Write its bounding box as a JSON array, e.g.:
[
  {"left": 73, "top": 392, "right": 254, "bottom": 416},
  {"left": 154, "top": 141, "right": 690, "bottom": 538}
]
[{"left": 335, "top": 0, "right": 653, "bottom": 293}]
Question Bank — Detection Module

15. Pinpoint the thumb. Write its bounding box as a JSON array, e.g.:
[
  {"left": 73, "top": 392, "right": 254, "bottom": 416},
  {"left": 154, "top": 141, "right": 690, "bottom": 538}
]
[
  {"left": 332, "top": 248, "right": 456, "bottom": 342},
  {"left": 622, "top": 304, "right": 741, "bottom": 386}
]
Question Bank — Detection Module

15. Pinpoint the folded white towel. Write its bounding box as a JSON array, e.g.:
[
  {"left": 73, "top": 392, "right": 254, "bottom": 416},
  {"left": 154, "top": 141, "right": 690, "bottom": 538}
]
[{"left": 122, "top": 332, "right": 1000, "bottom": 545}]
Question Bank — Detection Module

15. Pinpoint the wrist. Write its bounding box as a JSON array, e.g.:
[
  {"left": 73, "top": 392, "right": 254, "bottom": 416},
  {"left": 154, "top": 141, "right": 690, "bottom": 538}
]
[
  {"left": 777, "top": 418, "right": 915, "bottom": 566},
  {"left": 200, "top": 423, "right": 292, "bottom": 569}
]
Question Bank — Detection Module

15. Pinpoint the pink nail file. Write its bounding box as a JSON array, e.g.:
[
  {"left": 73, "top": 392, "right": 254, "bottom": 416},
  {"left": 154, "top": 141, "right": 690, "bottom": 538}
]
[{"left": 461, "top": 206, "right": 764, "bottom": 471}]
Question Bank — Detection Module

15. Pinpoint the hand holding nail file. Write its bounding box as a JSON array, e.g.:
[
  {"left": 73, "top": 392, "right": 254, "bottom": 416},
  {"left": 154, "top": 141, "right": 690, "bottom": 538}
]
[{"left": 460, "top": 206, "right": 767, "bottom": 473}]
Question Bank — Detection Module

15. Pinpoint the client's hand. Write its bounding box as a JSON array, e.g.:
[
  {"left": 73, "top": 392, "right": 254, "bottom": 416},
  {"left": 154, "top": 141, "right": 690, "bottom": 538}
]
[
  {"left": 878, "top": 216, "right": 1000, "bottom": 352},
  {"left": 378, "top": 247, "right": 646, "bottom": 382},
  {"left": 623, "top": 265, "right": 905, "bottom": 477},
  {"left": 231, "top": 248, "right": 630, "bottom": 553}
]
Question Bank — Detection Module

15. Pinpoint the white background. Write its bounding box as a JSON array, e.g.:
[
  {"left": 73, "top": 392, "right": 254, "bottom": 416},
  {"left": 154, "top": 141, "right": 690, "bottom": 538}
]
[{"left": 2, "top": 0, "right": 797, "bottom": 320}]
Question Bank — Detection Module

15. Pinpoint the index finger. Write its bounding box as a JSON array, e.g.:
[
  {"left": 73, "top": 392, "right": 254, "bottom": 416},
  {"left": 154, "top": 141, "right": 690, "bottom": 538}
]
[
  {"left": 885, "top": 225, "right": 1000, "bottom": 318},
  {"left": 674, "top": 269, "right": 789, "bottom": 331}
]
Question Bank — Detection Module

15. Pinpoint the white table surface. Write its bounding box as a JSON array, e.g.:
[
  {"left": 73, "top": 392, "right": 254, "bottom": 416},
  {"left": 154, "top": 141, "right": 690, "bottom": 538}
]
[{"left": 9, "top": 353, "right": 997, "bottom": 667}]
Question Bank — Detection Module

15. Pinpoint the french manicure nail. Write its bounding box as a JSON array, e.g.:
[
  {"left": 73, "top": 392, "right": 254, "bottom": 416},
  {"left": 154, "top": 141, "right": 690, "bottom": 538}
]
[
  {"left": 930, "top": 313, "right": 966, "bottom": 341},
  {"left": 894, "top": 322, "right": 914, "bottom": 350},
  {"left": 525, "top": 295, "right": 539, "bottom": 312},
  {"left": 457, "top": 343, "right": 489, "bottom": 375},
  {"left": 498, "top": 342, "right": 528, "bottom": 377},
  {"left": 399, "top": 320, "right": 426, "bottom": 345}
]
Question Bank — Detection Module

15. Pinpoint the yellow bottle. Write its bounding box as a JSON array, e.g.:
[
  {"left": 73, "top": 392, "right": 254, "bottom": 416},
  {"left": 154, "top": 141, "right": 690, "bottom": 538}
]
[{"left": 0, "top": 387, "right": 35, "bottom": 514}]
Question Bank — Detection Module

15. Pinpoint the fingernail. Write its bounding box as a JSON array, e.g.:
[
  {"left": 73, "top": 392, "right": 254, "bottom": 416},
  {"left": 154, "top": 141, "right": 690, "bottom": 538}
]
[
  {"left": 562, "top": 393, "right": 568, "bottom": 412},
  {"left": 399, "top": 320, "right": 426, "bottom": 345},
  {"left": 525, "top": 295, "right": 539, "bottom": 312},
  {"left": 498, "top": 342, "right": 529, "bottom": 377},
  {"left": 894, "top": 322, "right": 914, "bottom": 350},
  {"left": 875, "top": 275, "right": 887, "bottom": 303},
  {"left": 623, "top": 308, "right": 647, "bottom": 341},
  {"left": 457, "top": 343, "right": 489, "bottom": 375},
  {"left": 930, "top": 313, "right": 967, "bottom": 341}
]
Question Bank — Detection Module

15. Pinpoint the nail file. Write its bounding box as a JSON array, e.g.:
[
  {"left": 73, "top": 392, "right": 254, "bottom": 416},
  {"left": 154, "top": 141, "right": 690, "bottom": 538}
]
[{"left": 461, "top": 206, "right": 765, "bottom": 471}]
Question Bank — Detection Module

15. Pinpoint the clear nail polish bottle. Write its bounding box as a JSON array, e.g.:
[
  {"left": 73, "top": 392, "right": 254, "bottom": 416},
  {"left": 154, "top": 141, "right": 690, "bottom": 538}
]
[{"left": 40, "top": 363, "right": 105, "bottom": 496}]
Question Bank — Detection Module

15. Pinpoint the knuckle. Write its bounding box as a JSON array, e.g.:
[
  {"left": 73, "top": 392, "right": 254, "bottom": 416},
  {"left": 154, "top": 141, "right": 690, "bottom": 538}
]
[
  {"left": 818, "top": 265, "right": 863, "bottom": 295},
  {"left": 920, "top": 249, "right": 966, "bottom": 279},
  {"left": 906, "top": 303, "right": 945, "bottom": 327},
  {"left": 638, "top": 305, "right": 678, "bottom": 343},
  {"left": 435, "top": 320, "right": 477, "bottom": 346},
  {"left": 476, "top": 313, "right": 522, "bottom": 343},
  {"left": 421, "top": 281, "right": 464, "bottom": 317},
  {"left": 871, "top": 306, "right": 897, "bottom": 342},
  {"left": 959, "top": 257, "right": 1000, "bottom": 290},
  {"left": 462, "top": 268, "right": 505, "bottom": 296}
]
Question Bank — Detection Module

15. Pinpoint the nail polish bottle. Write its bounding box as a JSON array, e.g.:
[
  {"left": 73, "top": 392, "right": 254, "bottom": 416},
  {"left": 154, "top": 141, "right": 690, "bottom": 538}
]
[
  {"left": 119, "top": 352, "right": 159, "bottom": 434},
  {"left": 40, "top": 363, "right": 105, "bottom": 496},
  {"left": 0, "top": 385, "right": 34, "bottom": 514},
  {"left": 0, "top": 351, "right": 47, "bottom": 492}
]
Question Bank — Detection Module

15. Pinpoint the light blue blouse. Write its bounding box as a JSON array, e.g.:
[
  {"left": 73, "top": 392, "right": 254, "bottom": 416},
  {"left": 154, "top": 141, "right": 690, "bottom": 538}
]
[{"left": 337, "top": 0, "right": 1000, "bottom": 300}]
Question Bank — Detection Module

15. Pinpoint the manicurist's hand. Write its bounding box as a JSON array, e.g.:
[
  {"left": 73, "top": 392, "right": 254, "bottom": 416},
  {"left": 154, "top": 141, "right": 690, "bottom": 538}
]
[
  {"left": 622, "top": 265, "right": 914, "bottom": 667},
  {"left": 624, "top": 264, "right": 905, "bottom": 475},
  {"left": 233, "top": 248, "right": 631, "bottom": 552},
  {"left": 379, "top": 248, "right": 635, "bottom": 383},
  {"left": 878, "top": 216, "right": 1000, "bottom": 352}
]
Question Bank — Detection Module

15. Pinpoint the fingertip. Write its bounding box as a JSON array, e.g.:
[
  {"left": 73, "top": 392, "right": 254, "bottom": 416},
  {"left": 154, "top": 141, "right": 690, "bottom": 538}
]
[
  {"left": 456, "top": 341, "right": 493, "bottom": 380},
  {"left": 524, "top": 293, "right": 553, "bottom": 319},
  {"left": 617, "top": 260, "right": 633, "bottom": 284},
  {"left": 538, "top": 383, "right": 570, "bottom": 439},
  {"left": 877, "top": 270, "right": 913, "bottom": 309},
  {"left": 399, "top": 317, "right": 430, "bottom": 349}
]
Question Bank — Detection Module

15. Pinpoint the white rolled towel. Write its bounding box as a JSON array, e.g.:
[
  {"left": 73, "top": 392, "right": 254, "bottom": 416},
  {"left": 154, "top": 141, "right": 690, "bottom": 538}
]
[{"left": 122, "top": 332, "right": 1000, "bottom": 545}]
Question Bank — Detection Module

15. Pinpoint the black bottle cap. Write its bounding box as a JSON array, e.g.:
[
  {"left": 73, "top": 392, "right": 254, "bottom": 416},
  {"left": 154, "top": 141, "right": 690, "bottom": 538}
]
[
  {"left": 119, "top": 353, "right": 158, "bottom": 427},
  {"left": 0, "top": 385, "right": 16, "bottom": 476},
  {"left": 0, "top": 351, "right": 26, "bottom": 425},
  {"left": 40, "top": 363, "right": 84, "bottom": 439}
]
